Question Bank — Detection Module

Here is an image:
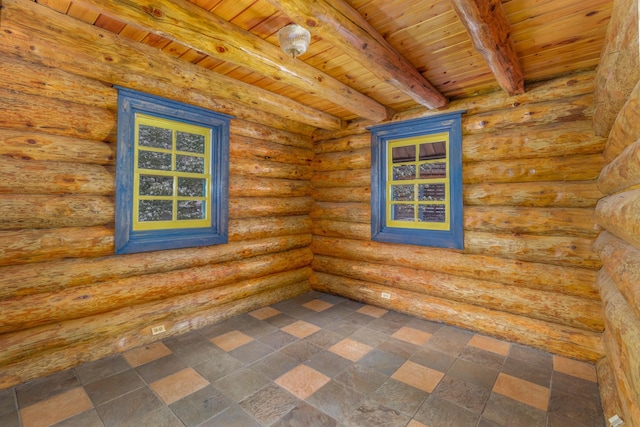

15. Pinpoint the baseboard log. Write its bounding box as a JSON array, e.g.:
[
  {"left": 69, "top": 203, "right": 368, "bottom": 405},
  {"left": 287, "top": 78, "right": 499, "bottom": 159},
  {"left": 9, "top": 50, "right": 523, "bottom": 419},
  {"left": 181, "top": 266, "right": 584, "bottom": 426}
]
[
  {"left": 311, "top": 187, "right": 370, "bottom": 203},
  {"left": 312, "top": 148, "right": 370, "bottom": 172},
  {"left": 463, "top": 181, "right": 603, "bottom": 207},
  {"left": 311, "top": 220, "right": 370, "bottom": 240},
  {"left": 228, "top": 197, "right": 313, "bottom": 218},
  {"left": 0, "top": 88, "right": 116, "bottom": 142},
  {"left": 313, "top": 272, "right": 603, "bottom": 361},
  {"left": 596, "top": 357, "right": 626, "bottom": 427},
  {"left": 463, "top": 154, "right": 603, "bottom": 184},
  {"left": 0, "top": 234, "right": 311, "bottom": 299},
  {"left": 229, "top": 175, "right": 311, "bottom": 198},
  {"left": 228, "top": 216, "right": 311, "bottom": 241},
  {"left": 604, "top": 80, "right": 640, "bottom": 162},
  {"left": 0, "top": 195, "right": 114, "bottom": 230},
  {"left": 0, "top": 226, "right": 114, "bottom": 267},
  {"left": 0, "top": 248, "right": 313, "bottom": 333},
  {"left": 595, "top": 189, "right": 640, "bottom": 249},
  {"left": 231, "top": 120, "right": 312, "bottom": 149},
  {"left": 230, "top": 134, "right": 313, "bottom": 166},
  {"left": 0, "top": 278, "right": 312, "bottom": 388},
  {"left": 309, "top": 202, "right": 370, "bottom": 223},
  {"left": 229, "top": 156, "right": 312, "bottom": 180},
  {"left": 313, "top": 134, "right": 370, "bottom": 154},
  {"left": 0, "top": 157, "right": 115, "bottom": 196},
  {"left": 311, "top": 169, "right": 370, "bottom": 188},
  {"left": 593, "top": 232, "right": 640, "bottom": 321},
  {"left": 0, "top": 129, "right": 115, "bottom": 165},
  {"left": 312, "top": 255, "right": 603, "bottom": 331},
  {"left": 311, "top": 237, "right": 599, "bottom": 299},
  {"left": 598, "top": 138, "right": 640, "bottom": 194}
]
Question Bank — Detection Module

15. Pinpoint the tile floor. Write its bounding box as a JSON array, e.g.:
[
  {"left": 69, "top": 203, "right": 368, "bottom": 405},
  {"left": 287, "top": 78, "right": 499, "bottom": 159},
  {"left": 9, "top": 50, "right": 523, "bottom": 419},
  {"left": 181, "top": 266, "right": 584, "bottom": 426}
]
[{"left": 0, "top": 291, "right": 606, "bottom": 427}]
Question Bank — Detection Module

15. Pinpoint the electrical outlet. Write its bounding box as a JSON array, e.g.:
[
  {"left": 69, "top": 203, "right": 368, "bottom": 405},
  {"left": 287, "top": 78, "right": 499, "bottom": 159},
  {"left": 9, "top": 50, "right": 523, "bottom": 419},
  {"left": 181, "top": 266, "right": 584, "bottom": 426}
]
[
  {"left": 381, "top": 292, "right": 391, "bottom": 299},
  {"left": 151, "top": 324, "right": 166, "bottom": 335},
  {"left": 609, "top": 415, "right": 624, "bottom": 427}
]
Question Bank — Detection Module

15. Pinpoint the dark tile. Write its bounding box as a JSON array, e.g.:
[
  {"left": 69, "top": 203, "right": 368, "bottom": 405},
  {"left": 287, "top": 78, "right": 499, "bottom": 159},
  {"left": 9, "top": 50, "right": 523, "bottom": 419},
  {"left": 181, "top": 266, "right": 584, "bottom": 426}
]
[
  {"left": 342, "top": 398, "right": 411, "bottom": 427},
  {"left": 338, "top": 300, "right": 366, "bottom": 311},
  {"left": 199, "top": 405, "right": 261, "bottom": 427},
  {"left": 251, "top": 351, "right": 299, "bottom": 380},
  {"left": 334, "top": 364, "right": 388, "bottom": 395},
  {"left": 280, "top": 340, "right": 323, "bottom": 362},
  {"left": 273, "top": 401, "right": 337, "bottom": 427},
  {"left": 548, "top": 388, "right": 606, "bottom": 427},
  {"left": 358, "top": 348, "right": 406, "bottom": 376},
  {"left": 477, "top": 417, "right": 504, "bottom": 427},
  {"left": 239, "top": 383, "right": 298, "bottom": 425},
  {"left": 348, "top": 327, "right": 390, "bottom": 348},
  {"left": 52, "top": 409, "right": 104, "bottom": 427},
  {"left": 228, "top": 340, "right": 274, "bottom": 364},
  {"left": 193, "top": 352, "right": 244, "bottom": 382},
  {"left": 552, "top": 371, "right": 600, "bottom": 400},
  {"left": 306, "top": 380, "right": 364, "bottom": 421},
  {"left": 198, "top": 317, "right": 246, "bottom": 338},
  {"left": 238, "top": 318, "right": 279, "bottom": 338},
  {"left": 411, "top": 347, "right": 457, "bottom": 373},
  {"left": 481, "top": 393, "right": 546, "bottom": 427},
  {"left": 322, "top": 304, "right": 357, "bottom": 320},
  {"left": 257, "top": 329, "right": 298, "bottom": 350},
  {"left": 367, "top": 317, "right": 406, "bottom": 335},
  {"left": 406, "top": 318, "right": 443, "bottom": 334},
  {"left": 303, "top": 329, "right": 343, "bottom": 349},
  {"left": 16, "top": 369, "right": 81, "bottom": 408},
  {"left": 0, "top": 388, "right": 16, "bottom": 416},
  {"left": 214, "top": 368, "right": 270, "bottom": 402},
  {"left": 501, "top": 354, "right": 552, "bottom": 388},
  {"left": 424, "top": 325, "right": 473, "bottom": 357},
  {"left": 95, "top": 386, "right": 164, "bottom": 427},
  {"left": 414, "top": 395, "right": 480, "bottom": 427},
  {"left": 447, "top": 358, "right": 499, "bottom": 390},
  {"left": 274, "top": 304, "right": 316, "bottom": 320},
  {"left": 459, "top": 346, "right": 505, "bottom": 371},
  {"left": 548, "top": 412, "right": 606, "bottom": 427},
  {"left": 75, "top": 355, "right": 130, "bottom": 385},
  {"left": 319, "top": 294, "right": 348, "bottom": 305},
  {"left": 432, "top": 375, "right": 491, "bottom": 413},
  {"left": 370, "top": 378, "right": 428, "bottom": 416},
  {"left": 118, "top": 406, "right": 183, "bottom": 427},
  {"left": 508, "top": 344, "right": 553, "bottom": 370},
  {"left": 134, "top": 354, "right": 187, "bottom": 383},
  {"left": 170, "top": 384, "right": 232, "bottom": 427},
  {"left": 380, "top": 311, "right": 412, "bottom": 325},
  {"left": 162, "top": 330, "right": 206, "bottom": 348},
  {"left": 305, "top": 312, "right": 336, "bottom": 328},
  {"left": 265, "top": 313, "right": 298, "bottom": 328},
  {"left": 163, "top": 335, "right": 223, "bottom": 366},
  {"left": 305, "top": 351, "right": 352, "bottom": 378},
  {"left": 0, "top": 410, "right": 20, "bottom": 427},
  {"left": 378, "top": 337, "right": 420, "bottom": 359},
  {"left": 84, "top": 368, "right": 145, "bottom": 406}
]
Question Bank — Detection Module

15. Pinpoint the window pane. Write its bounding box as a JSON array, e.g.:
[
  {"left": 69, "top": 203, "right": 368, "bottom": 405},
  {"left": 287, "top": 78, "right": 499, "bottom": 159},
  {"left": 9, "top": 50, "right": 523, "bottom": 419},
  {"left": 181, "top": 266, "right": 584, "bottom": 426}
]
[
  {"left": 177, "top": 131, "right": 205, "bottom": 154},
  {"left": 139, "top": 175, "right": 173, "bottom": 196},
  {"left": 391, "top": 184, "right": 414, "bottom": 201},
  {"left": 391, "top": 204, "right": 414, "bottom": 222},
  {"left": 420, "top": 162, "right": 447, "bottom": 179},
  {"left": 138, "top": 150, "right": 172, "bottom": 171},
  {"left": 392, "top": 145, "right": 415, "bottom": 163},
  {"left": 178, "top": 177, "right": 206, "bottom": 197},
  {"left": 419, "top": 204, "right": 446, "bottom": 222},
  {"left": 419, "top": 141, "right": 446, "bottom": 160},
  {"left": 176, "top": 155, "right": 205, "bottom": 173},
  {"left": 392, "top": 165, "right": 416, "bottom": 180},
  {"left": 178, "top": 200, "right": 205, "bottom": 220},
  {"left": 138, "top": 124, "right": 172, "bottom": 149},
  {"left": 138, "top": 200, "right": 173, "bottom": 222},
  {"left": 419, "top": 183, "right": 446, "bottom": 201}
]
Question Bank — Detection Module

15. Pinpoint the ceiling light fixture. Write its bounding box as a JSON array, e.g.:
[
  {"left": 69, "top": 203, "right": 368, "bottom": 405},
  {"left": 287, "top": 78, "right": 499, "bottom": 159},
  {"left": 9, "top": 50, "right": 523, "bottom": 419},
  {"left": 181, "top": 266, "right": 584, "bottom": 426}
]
[{"left": 277, "top": 24, "right": 311, "bottom": 59}]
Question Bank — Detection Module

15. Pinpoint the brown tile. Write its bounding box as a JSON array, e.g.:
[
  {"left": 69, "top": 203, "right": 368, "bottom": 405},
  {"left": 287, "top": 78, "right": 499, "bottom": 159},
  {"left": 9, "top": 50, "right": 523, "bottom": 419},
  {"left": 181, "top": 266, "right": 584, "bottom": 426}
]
[
  {"left": 469, "top": 334, "right": 510, "bottom": 356},
  {"left": 210, "top": 330, "right": 254, "bottom": 352},
  {"left": 357, "top": 305, "right": 388, "bottom": 318},
  {"left": 249, "top": 306, "right": 280, "bottom": 320},
  {"left": 391, "top": 360, "right": 444, "bottom": 393},
  {"left": 392, "top": 326, "right": 432, "bottom": 346},
  {"left": 21, "top": 387, "right": 93, "bottom": 427},
  {"left": 329, "top": 338, "right": 373, "bottom": 362},
  {"left": 553, "top": 355, "right": 597, "bottom": 382},
  {"left": 493, "top": 373, "right": 550, "bottom": 411},
  {"left": 303, "top": 299, "right": 334, "bottom": 312},
  {"left": 123, "top": 342, "right": 172, "bottom": 367},
  {"left": 281, "top": 320, "right": 321, "bottom": 339},
  {"left": 150, "top": 368, "right": 210, "bottom": 405},
  {"left": 275, "top": 364, "right": 330, "bottom": 400}
]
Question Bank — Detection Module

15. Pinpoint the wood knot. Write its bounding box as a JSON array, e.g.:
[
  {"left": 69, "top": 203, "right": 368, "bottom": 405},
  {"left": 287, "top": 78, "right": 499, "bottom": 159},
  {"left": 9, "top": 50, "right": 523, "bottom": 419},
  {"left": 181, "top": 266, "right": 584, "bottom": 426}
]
[
  {"left": 306, "top": 19, "right": 317, "bottom": 27},
  {"left": 216, "top": 46, "right": 227, "bottom": 53},
  {"left": 27, "top": 139, "right": 37, "bottom": 145},
  {"left": 142, "top": 5, "right": 163, "bottom": 18}
]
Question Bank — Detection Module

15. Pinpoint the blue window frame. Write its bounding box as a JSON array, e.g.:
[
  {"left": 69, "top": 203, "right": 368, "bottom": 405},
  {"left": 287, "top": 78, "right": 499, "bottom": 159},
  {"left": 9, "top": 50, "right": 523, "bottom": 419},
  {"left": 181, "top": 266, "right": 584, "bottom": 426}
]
[
  {"left": 369, "top": 111, "right": 464, "bottom": 249},
  {"left": 115, "top": 87, "right": 232, "bottom": 254}
]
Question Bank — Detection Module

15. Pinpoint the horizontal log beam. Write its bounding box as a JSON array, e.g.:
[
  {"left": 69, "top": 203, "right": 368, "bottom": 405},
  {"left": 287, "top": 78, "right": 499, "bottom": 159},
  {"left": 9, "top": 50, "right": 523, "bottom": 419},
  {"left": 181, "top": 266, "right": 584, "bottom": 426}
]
[
  {"left": 311, "top": 169, "right": 370, "bottom": 188},
  {"left": 313, "top": 134, "right": 370, "bottom": 154},
  {"left": 229, "top": 197, "right": 313, "bottom": 218},
  {"left": 598, "top": 138, "right": 640, "bottom": 194},
  {"left": 310, "top": 202, "right": 370, "bottom": 224},
  {"left": 229, "top": 157, "right": 312, "bottom": 180},
  {"left": 228, "top": 216, "right": 311, "bottom": 241},
  {"left": 312, "top": 148, "right": 370, "bottom": 172},
  {"left": 311, "top": 219, "right": 370, "bottom": 241},
  {"left": 229, "top": 176, "right": 311, "bottom": 198},
  {"left": 230, "top": 120, "right": 312, "bottom": 150},
  {"left": 229, "top": 134, "right": 313, "bottom": 167},
  {"left": 595, "top": 189, "right": 640, "bottom": 249},
  {"left": 311, "top": 187, "right": 370, "bottom": 203}
]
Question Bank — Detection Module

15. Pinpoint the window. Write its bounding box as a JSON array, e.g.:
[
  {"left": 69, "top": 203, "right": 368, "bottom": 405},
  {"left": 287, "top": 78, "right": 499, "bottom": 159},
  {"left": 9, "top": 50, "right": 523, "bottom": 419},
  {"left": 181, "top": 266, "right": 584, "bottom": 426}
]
[
  {"left": 369, "top": 111, "right": 464, "bottom": 249},
  {"left": 115, "top": 88, "right": 232, "bottom": 254}
]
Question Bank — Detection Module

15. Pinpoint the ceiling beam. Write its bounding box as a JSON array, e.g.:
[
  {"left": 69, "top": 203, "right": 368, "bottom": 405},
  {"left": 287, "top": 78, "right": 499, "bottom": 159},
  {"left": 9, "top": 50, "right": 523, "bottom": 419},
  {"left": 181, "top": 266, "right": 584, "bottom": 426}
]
[
  {"left": 71, "top": 0, "right": 390, "bottom": 122},
  {"left": 265, "top": 0, "right": 448, "bottom": 110},
  {"left": 450, "top": 0, "right": 525, "bottom": 96}
]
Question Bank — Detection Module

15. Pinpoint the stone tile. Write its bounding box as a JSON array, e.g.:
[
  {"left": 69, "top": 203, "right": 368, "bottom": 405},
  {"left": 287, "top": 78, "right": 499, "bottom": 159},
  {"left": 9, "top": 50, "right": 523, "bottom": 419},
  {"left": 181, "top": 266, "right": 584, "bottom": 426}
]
[
  {"left": 228, "top": 340, "right": 274, "bottom": 365},
  {"left": 493, "top": 373, "right": 550, "bottom": 411},
  {"left": 378, "top": 337, "right": 420, "bottom": 359},
  {"left": 305, "top": 350, "right": 352, "bottom": 378},
  {"left": 358, "top": 348, "right": 406, "bottom": 376},
  {"left": 306, "top": 380, "right": 364, "bottom": 421},
  {"left": 338, "top": 300, "right": 366, "bottom": 311},
  {"left": 334, "top": 363, "right": 388, "bottom": 395},
  {"left": 481, "top": 393, "right": 547, "bottom": 427},
  {"left": 280, "top": 340, "right": 323, "bottom": 362},
  {"left": 547, "top": 412, "right": 606, "bottom": 427},
  {"left": 251, "top": 351, "right": 300, "bottom": 380},
  {"left": 414, "top": 395, "right": 480, "bottom": 427},
  {"left": 75, "top": 355, "right": 130, "bottom": 385},
  {"left": 357, "top": 305, "right": 389, "bottom": 318},
  {"left": 303, "top": 299, "right": 334, "bottom": 312},
  {"left": 392, "top": 360, "right": 445, "bottom": 393},
  {"left": 122, "top": 341, "right": 172, "bottom": 368},
  {"left": 548, "top": 388, "right": 606, "bottom": 427},
  {"left": 214, "top": 368, "right": 270, "bottom": 402},
  {"left": 447, "top": 358, "right": 499, "bottom": 390},
  {"left": 150, "top": 367, "right": 209, "bottom": 405},
  {"left": 459, "top": 346, "right": 505, "bottom": 371},
  {"left": 0, "top": 411, "right": 20, "bottom": 427},
  {"left": 342, "top": 399, "right": 411, "bottom": 427},
  {"left": 84, "top": 368, "right": 145, "bottom": 406},
  {"left": 348, "top": 327, "right": 390, "bottom": 348},
  {"left": 249, "top": 306, "right": 280, "bottom": 320},
  {"left": 406, "top": 318, "right": 442, "bottom": 334},
  {"left": 169, "top": 384, "right": 233, "bottom": 427},
  {"left": 193, "top": 353, "right": 244, "bottom": 382},
  {"left": 501, "top": 354, "right": 553, "bottom": 388},
  {"left": 272, "top": 401, "right": 337, "bottom": 427},
  {"left": 318, "top": 293, "right": 347, "bottom": 305},
  {"left": 199, "top": 405, "right": 261, "bottom": 427},
  {"left": 274, "top": 304, "right": 316, "bottom": 320},
  {"left": 264, "top": 313, "right": 298, "bottom": 328},
  {"left": 20, "top": 387, "right": 93, "bottom": 427},
  {"left": 51, "top": 409, "right": 104, "bottom": 427},
  {"left": 282, "top": 320, "right": 321, "bottom": 339},
  {"left": 16, "top": 369, "right": 81, "bottom": 408},
  {"left": 509, "top": 344, "right": 553, "bottom": 371},
  {"left": 210, "top": 330, "right": 254, "bottom": 352},
  {"left": 303, "top": 329, "right": 343, "bottom": 349},
  {"left": 432, "top": 375, "right": 491, "bottom": 413},
  {"left": 135, "top": 354, "right": 187, "bottom": 384},
  {"left": 423, "top": 325, "right": 474, "bottom": 357},
  {"left": 329, "top": 338, "right": 373, "bottom": 362},
  {"left": 407, "top": 420, "right": 428, "bottom": 427},
  {"left": 322, "top": 304, "right": 357, "bottom": 320},
  {"left": 239, "top": 383, "right": 298, "bottom": 425},
  {"left": 118, "top": 406, "right": 183, "bottom": 427},
  {"left": 304, "top": 312, "right": 336, "bottom": 328},
  {"left": 552, "top": 371, "right": 600, "bottom": 400},
  {"left": 257, "top": 329, "right": 299, "bottom": 350},
  {"left": 371, "top": 378, "right": 429, "bottom": 416},
  {"left": 367, "top": 317, "right": 406, "bottom": 335},
  {"left": 411, "top": 347, "right": 457, "bottom": 373},
  {"left": 553, "top": 355, "right": 598, "bottom": 382},
  {"left": 381, "top": 311, "right": 413, "bottom": 324},
  {"left": 238, "top": 318, "right": 279, "bottom": 339},
  {"left": 392, "top": 326, "right": 432, "bottom": 346},
  {"left": 275, "top": 364, "right": 330, "bottom": 400},
  {"left": 326, "top": 312, "right": 374, "bottom": 336},
  {"left": 469, "top": 334, "right": 511, "bottom": 356},
  {"left": 0, "top": 388, "right": 16, "bottom": 416}
]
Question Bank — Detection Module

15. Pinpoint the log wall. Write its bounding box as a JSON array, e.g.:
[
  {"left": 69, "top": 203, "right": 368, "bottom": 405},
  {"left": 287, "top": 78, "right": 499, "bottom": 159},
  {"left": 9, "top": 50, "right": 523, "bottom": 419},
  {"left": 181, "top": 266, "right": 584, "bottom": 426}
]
[
  {"left": 592, "top": 0, "right": 640, "bottom": 423},
  {"left": 310, "top": 70, "right": 606, "bottom": 362},
  {"left": 0, "top": 3, "right": 314, "bottom": 388}
]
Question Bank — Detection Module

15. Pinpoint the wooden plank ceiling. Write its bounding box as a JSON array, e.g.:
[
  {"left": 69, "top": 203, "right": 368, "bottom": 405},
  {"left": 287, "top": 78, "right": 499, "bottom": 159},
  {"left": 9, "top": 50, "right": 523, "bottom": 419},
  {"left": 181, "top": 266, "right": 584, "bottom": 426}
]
[{"left": 36, "top": 0, "right": 612, "bottom": 129}]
